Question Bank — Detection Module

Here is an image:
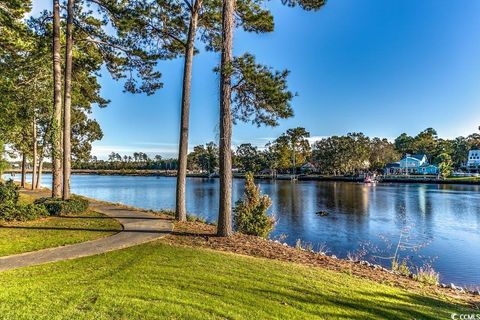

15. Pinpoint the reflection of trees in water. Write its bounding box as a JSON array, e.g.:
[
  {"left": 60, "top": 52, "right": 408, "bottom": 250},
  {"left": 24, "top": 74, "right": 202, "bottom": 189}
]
[
  {"left": 307, "top": 182, "right": 371, "bottom": 245},
  {"left": 189, "top": 178, "right": 218, "bottom": 221},
  {"left": 416, "top": 185, "right": 435, "bottom": 239},
  {"left": 315, "top": 182, "right": 369, "bottom": 216},
  {"left": 273, "top": 181, "right": 308, "bottom": 227},
  {"left": 434, "top": 184, "right": 478, "bottom": 220},
  {"left": 392, "top": 185, "right": 435, "bottom": 243}
]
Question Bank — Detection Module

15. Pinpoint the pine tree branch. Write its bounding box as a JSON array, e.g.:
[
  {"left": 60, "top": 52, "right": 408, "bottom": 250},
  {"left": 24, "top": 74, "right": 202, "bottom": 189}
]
[{"left": 181, "top": 0, "right": 194, "bottom": 12}]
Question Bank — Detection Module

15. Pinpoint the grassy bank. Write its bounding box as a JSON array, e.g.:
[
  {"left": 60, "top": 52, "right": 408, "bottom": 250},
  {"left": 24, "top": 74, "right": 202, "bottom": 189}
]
[
  {"left": 0, "top": 241, "right": 469, "bottom": 319},
  {"left": 0, "top": 211, "right": 122, "bottom": 257},
  {"left": 0, "top": 193, "right": 122, "bottom": 257}
]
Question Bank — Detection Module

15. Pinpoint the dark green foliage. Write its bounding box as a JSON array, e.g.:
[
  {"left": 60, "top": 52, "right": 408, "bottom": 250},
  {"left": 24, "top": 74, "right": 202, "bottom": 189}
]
[
  {"left": 0, "top": 0, "right": 31, "bottom": 25},
  {"left": 215, "top": 53, "right": 295, "bottom": 127},
  {"left": 269, "top": 127, "right": 311, "bottom": 172},
  {"left": 0, "top": 159, "right": 8, "bottom": 175},
  {"left": 0, "top": 142, "right": 8, "bottom": 175},
  {"left": 187, "top": 142, "right": 219, "bottom": 173},
  {"left": 438, "top": 153, "right": 453, "bottom": 178},
  {"left": 35, "top": 196, "right": 89, "bottom": 216},
  {"left": 281, "top": 0, "right": 326, "bottom": 11},
  {"left": 234, "top": 172, "right": 274, "bottom": 238},
  {"left": 0, "top": 180, "right": 49, "bottom": 222},
  {"left": 313, "top": 133, "right": 386, "bottom": 175},
  {"left": 0, "top": 203, "right": 49, "bottom": 222},
  {"left": 0, "top": 0, "right": 31, "bottom": 48},
  {"left": 69, "top": 1, "right": 163, "bottom": 96},
  {"left": 0, "top": 180, "right": 19, "bottom": 205},
  {"left": 235, "top": 143, "right": 263, "bottom": 173}
]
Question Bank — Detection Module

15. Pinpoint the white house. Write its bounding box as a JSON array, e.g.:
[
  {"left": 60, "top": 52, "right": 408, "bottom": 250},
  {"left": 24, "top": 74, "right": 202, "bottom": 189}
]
[
  {"left": 399, "top": 154, "right": 428, "bottom": 170},
  {"left": 300, "top": 162, "right": 317, "bottom": 173},
  {"left": 385, "top": 154, "right": 438, "bottom": 175},
  {"left": 467, "top": 150, "right": 480, "bottom": 172}
]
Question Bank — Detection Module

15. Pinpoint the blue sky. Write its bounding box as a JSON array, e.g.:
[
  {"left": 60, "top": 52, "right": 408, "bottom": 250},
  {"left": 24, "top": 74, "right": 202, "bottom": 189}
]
[{"left": 31, "top": 0, "right": 480, "bottom": 158}]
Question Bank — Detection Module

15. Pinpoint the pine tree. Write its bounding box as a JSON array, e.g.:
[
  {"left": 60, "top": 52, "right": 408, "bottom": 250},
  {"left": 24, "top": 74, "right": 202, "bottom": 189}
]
[
  {"left": 117, "top": 0, "right": 274, "bottom": 222},
  {"left": 216, "top": 0, "right": 325, "bottom": 236}
]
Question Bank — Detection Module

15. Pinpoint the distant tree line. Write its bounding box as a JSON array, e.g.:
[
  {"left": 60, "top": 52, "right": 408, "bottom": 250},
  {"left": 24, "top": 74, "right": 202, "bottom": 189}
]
[
  {"left": 73, "top": 153, "right": 178, "bottom": 171},
  {"left": 27, "top": 126, "right": 480, "bottom": 177},
  {"left": 187, "top": 127, "right": 480, "bottom": 176}
]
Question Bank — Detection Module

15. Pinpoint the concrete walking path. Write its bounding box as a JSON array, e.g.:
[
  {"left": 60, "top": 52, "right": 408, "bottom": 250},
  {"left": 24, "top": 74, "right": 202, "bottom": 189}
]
[{"left": 0, "top": 203, "right": 173, "bottom": 271}]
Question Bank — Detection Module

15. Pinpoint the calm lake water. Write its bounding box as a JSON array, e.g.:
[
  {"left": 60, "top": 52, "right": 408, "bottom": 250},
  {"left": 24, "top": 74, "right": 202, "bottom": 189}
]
[{"left": 5, "top": 173, "right": 480, "bottom": 286}]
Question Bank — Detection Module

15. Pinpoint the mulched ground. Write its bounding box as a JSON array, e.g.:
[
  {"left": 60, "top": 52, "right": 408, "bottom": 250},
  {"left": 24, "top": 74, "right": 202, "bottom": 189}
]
[{"left": 161, "top": 221, "right": 480, "bottom": 307}]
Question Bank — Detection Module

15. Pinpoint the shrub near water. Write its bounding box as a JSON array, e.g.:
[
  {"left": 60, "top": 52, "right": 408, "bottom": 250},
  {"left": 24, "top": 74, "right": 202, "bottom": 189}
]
[
  {"left": 413, "top": 264, "right": 440, "bottom": 285},
  {"left": 234, "top": 172, "right": 275, "bottom": 238},
  {"left": 0, "top": 180, "right": 19, "bottom": 204},
  {"left": 0, "top": 180, "right": 49, "bottom": 222},
  {"left": 35, "top": 196, "right": 89, "bottom": 216},
  {"left": 0, "top": 203, "right": 49, "bottom": 222}
]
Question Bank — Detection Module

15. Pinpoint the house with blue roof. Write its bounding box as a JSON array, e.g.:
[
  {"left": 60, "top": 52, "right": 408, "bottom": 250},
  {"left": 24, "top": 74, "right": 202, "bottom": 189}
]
[{"left": 384, "top": 154, "right": 438, "bottom": 175}]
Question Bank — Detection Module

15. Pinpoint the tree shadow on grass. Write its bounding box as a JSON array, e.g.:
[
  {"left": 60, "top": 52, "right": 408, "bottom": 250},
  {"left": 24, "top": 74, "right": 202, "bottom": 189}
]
[
  {"left": 57, "top": 215, "right": 164, "bottom": 220},
  {"left": 249, "top": 285, "right": 467, "bottom": 319}
]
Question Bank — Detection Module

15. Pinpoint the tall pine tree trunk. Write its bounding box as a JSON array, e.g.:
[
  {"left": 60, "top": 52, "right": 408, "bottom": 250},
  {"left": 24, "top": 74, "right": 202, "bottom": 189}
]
[
  {"left": 36, "top": 129, "right": 48, "bottom": 189},
  {"left": 217, "top": 0, "right": 235, "bottom": 237},
  {"left": 292, "top": 143, "right": 296, "bottom": 176},
  {"left": 175, "top": 0, "right": 202, "bottom": 222},
  {"left": 36, "top": 155, "right": 44, "bottom": 189},
  {"left": 20, "top": 152, "right": 26, "bottom": 188},
  {"left": 62, "top": 0, "right": 74, "bottom": 200},
  {"left": 32, "top": 117, "right": 37, "bottom": 190},
  {"left": 52, "top": 0, "right": 63, "bottom": 198}
]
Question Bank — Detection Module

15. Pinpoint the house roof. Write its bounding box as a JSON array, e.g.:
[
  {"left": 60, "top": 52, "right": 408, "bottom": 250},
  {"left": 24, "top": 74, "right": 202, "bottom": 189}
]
[
  {"left": 301, "top": 162, "right": 316, "bottom": 169},
  {"left": 385, "top": 162, "right": 400, "bottom": 168},
  {"left": 410, "top": 154, "right": 426, "bottom": 161}
]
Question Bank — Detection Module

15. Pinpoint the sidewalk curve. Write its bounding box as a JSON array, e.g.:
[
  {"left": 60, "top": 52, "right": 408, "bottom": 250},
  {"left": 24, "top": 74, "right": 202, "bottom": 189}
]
[{"left": 0, "top": 203, "right": 173, "bottom": 271}]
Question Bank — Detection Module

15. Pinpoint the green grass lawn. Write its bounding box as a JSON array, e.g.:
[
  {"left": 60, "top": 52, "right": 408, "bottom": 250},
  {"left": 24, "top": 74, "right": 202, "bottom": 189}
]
[
  {"left": 0, "top": 241, "right": 469, "bottom": 319},
  {"left": 0, "top": 211, "right": 122, "bottom": 257},
  {"left": 446, "top": 176, "right": 480, "bottom": 181}
]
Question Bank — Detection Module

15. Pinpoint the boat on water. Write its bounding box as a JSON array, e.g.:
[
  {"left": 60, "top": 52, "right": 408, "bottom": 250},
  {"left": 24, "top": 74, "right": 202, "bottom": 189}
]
[{"left": 363, "top": 176, "right": 377, "bottom": 184}]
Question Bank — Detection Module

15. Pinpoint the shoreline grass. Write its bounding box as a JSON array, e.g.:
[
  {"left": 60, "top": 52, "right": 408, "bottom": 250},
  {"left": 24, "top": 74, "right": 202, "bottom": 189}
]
[{"left": 0, "top": 241, "right": 470, "bottom": 319}]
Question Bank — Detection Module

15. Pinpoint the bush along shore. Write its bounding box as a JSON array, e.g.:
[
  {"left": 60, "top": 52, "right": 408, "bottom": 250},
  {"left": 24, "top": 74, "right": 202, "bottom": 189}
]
[
  {"left": 0, "top": 180, "right": 89, "bottom": 222},
  {"left": 0, "top": 180, "right": 48, "bottom": 221}
]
